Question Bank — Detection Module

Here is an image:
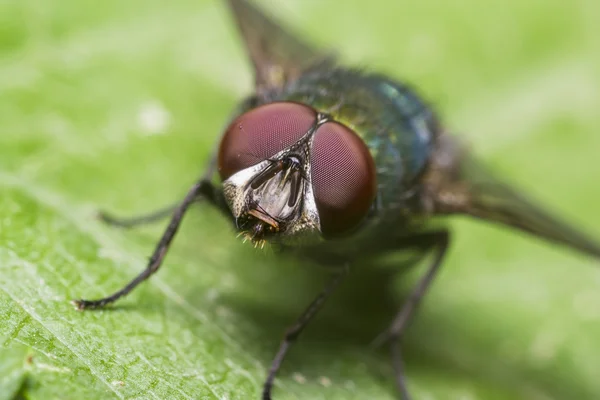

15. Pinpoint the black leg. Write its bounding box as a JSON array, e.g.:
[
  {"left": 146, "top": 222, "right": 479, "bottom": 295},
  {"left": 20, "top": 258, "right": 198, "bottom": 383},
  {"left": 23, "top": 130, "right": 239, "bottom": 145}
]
[
  {"left": 262, "top": 265, "right": 349, "bottom": 400},
  {"left": 97, "top": 203, "right": 179, "bottom": 228},
  {"left": 373, "top": 230, "right": 450, "bottom": 400},
  {"left": 96, "top": 152, "right": 220, "bottom": 229},
  {"left": 72, "top": 179, "right": 218, "bottom": 310},
  {"left": 390, "top": 340, "right": 410, "bottom": 399}
]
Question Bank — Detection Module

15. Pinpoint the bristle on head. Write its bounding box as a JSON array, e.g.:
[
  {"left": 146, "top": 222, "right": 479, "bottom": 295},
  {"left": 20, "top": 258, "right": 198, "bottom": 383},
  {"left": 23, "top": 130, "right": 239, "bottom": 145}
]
[{"left": 237, "top": 230, "right": 267, "bottom": 249}]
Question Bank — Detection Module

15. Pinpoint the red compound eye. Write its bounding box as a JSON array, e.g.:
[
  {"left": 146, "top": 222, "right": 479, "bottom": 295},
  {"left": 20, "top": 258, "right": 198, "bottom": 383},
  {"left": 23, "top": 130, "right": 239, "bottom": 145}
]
[
  {"left": 310, "top": 122, "right": 377, "bottom": 236},
  {"left": 218, "top": 102, "right": 317, "bottom": 180}
]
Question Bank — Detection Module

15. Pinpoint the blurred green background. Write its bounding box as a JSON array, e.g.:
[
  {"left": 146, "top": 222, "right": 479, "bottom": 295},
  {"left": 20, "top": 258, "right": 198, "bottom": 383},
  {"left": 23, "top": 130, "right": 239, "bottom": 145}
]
[{"left": 1, "top": 0, "right": 599, "bottom": 399}]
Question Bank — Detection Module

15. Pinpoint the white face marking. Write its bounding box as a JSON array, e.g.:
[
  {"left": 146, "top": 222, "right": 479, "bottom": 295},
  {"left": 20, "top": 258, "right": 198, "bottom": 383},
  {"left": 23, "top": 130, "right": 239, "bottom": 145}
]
[{"left": 222, "top": 149, "right": 322, "bottom": 245}]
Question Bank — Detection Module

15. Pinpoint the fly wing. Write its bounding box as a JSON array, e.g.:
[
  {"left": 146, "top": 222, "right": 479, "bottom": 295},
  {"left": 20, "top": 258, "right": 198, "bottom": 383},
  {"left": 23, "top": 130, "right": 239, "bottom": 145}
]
[
  {"left": 431, "top": 136, "right": 600, "bottom": 259},
  {"left": 226, "top": 0, "right": 333, "bottom": 94}
]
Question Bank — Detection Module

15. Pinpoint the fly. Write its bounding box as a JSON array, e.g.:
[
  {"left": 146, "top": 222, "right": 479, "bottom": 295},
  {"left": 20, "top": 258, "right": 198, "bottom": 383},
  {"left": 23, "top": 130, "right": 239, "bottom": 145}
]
[{"left": 73, "top": 1, "right": 600, "bottom": 399}]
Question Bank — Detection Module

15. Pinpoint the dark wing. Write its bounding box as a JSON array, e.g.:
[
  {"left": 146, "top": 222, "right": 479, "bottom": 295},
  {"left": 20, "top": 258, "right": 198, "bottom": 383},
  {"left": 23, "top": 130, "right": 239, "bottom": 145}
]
[
  {"left": 431, "top": 136, "right": 600, "bottom": 259},
  {"left": 226, "top": 0, "right": 333, "bottom": 94}
]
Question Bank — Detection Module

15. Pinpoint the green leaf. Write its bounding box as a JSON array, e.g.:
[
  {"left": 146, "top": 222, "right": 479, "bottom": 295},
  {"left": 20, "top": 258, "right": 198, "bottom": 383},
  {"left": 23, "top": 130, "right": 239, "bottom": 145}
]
[
  {"left": 0, "top": 340, "right": 29, "bottom": 400},
  {"left": 1, "top": 0, "right": 599, "bottom": 399}
]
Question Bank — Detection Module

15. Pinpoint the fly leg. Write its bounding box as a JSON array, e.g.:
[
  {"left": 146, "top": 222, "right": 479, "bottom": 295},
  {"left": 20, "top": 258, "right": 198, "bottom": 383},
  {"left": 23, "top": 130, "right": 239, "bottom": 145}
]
[
  {"left": 262, "top": 265, "right": 349, "bottom": 400},
  {"left": 73, "top": 178, "right": 223, "bottom": 310},
  {"left": 373, "top": 230, "right": 450, "bottom": 399},
  {"left": 98, "top": 203, "right": 179, "bottom": 228},
  {"left": 97, "top": 152, "right": 219, "bottom": 228}
]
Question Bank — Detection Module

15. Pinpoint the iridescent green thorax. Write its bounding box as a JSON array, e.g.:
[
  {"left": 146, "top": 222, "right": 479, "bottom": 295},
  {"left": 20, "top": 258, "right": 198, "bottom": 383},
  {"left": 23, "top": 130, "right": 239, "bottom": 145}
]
[{"left": 272, "top": 68, "right": 440, "bottom": 218}]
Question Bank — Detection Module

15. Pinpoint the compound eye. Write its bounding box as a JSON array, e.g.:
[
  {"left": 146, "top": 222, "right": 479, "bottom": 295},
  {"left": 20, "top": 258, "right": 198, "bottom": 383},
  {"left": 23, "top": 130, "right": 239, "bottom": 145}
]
[
  {"left": 310, "top": 122, "right": 377, "bottom": 236},
  {"left": 218, "top": 102, "right": 317, "bottom": 180}
]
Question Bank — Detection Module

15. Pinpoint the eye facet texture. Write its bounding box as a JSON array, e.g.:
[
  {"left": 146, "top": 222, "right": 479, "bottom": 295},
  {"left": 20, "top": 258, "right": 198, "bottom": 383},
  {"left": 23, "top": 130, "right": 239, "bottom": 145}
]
[
  {"left": 310, "top": 122, "right": 377, "bottom": 236},
  {"left": 218, "top": 102, "right": 316, "bottom": 180}
]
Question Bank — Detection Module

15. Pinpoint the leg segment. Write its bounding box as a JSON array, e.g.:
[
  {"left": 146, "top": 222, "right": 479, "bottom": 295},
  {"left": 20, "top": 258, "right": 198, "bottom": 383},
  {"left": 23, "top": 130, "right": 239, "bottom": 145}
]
[
  {"left": 73, "top": 179, "right": 219, "bottom": 310},
  {"left": 262, "top": 265, "right": 349, "bottom": 400},
  {"left": 374, "top": 230, "right": 450, "bottom": 400},
  {"left": 96, "top": 151, "right": 220, "bottom": 229},
  {"left": 390, "top": 340, "right": 410, "bottom": 400},
  {"left": 97, "top": 203, "right": 179, "bottom": 228}
]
